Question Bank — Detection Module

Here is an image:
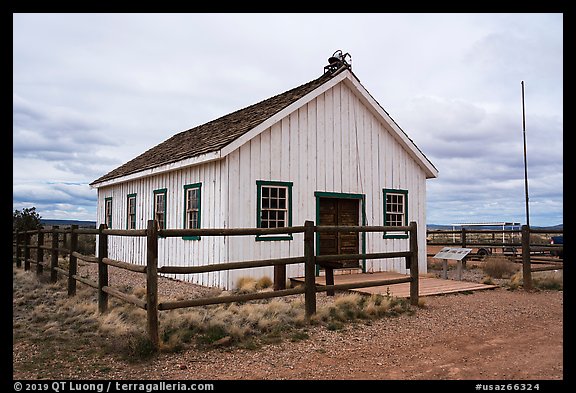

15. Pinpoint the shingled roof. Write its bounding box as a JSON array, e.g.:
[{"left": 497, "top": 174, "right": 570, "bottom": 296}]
[{"left": 90, "top": 70, "right": 337, "bottom": 185}]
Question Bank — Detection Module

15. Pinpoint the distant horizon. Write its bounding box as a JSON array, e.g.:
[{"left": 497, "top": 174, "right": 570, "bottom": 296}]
[{"left": 39, "top": 218, "right": 563, "bottom": 228}]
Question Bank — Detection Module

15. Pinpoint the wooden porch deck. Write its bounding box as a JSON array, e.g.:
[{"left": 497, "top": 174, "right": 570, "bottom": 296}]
[{"left": 290, "top": 271, "right": 497, "bottom": 298}]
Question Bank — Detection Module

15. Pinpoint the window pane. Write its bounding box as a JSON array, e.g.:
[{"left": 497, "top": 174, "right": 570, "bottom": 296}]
[
  {"left": 189, "top": 211, "right": 198, "bottom": 229},
  {"left": 188, "top": 189, "right": 199, "bottom": 210},
  {"left": 262, "top": 187, "right": 269, "bottom": 198},
  {"left": 270, "top": 187, "right": 277, "bottom": 198},
  {"left": 270, "top": 198, "right": 277, "bottom": 209},
  {"left": 277, "top": 211, "right": 285, "bottom": 221},
  {"left": 262, "top": 197, "right": 269, "bottom": 209},
  {"left": 278, "top": 199, "right": 286, "bottom": 209},
  {"left": 279, "top": 188, "right": 286, "bottom": 199}
]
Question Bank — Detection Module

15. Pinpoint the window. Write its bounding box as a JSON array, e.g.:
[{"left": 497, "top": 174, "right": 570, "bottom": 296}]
[
  {"left": 104, "top": 197, "right": 112, "bottom": 229},
  {"left": 127, "top": 194, "right": 137, "bottom": 230},
  {"left": 183, "top": 183, "right": 201, "bottom": 240},
  {"left": 383, "top": 189, "right": 408, "bottom": 238},
  {"left": 256, "top": 180, "right": 293, "bottom": 241},
  {"left": 153, "top": 189, "right": 167, "bottom": 230}
]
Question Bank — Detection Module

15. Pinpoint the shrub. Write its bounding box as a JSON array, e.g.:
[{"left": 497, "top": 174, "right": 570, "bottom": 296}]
[
  {"left": 236, "top": 276, "right": 257, "bottom": 293},
  {"left": 256, "top": 276, "right": 273, "bottom": 289},
  {"left": 482, "top": 255, "right": 518, "bottom": 279}
]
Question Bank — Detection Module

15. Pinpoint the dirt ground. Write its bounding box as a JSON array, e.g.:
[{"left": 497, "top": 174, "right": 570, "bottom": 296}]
[{"left": 12, "top": 263, "right": 563, "bottom": 382}]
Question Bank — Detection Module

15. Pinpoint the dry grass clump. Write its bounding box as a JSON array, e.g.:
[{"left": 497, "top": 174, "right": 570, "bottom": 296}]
[
  {"left": 311, "top": 292, "right": 411, "bottom": 330},
  {"left": 159, "top": 298, "right": 308, "bottom": 350},
  {"left": 509, "top": 270, "right": 563, "bottom": 291},
  {"left": 235, "top": 276, "right": 274, "bottom": 293},
  {"left": 482, "top": 255, "right": 519, "bottom": 279}
]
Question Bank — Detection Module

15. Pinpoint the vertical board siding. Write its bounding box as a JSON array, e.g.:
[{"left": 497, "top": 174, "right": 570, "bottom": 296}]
[
  {"left": 96, "top": 79, "right": 430, "bottom": 289},
  {"left": 224, "top": 81, "right": 428, "bottom": 284},
  {"left": 96, "top": 160, "right": 228, "bottom": 288}
]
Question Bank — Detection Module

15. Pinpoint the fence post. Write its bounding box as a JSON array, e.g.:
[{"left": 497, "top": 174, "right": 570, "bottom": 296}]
[
  {"left": 409, "top": 221, "right": 419, "bottom": 306},
  {"left": 273, "top": 264, "right": 287, "bottom": 291},
  {"left": 24, "top": 232, "right": 31, "bottom": 271},
  {"left": 98, "top": 224, "right": 109, "bottom": 313},
  {"left": 36, "top": 229, "right": 44, "bottom": 275},
  {"left": 50, "top": 226, "right": 59, "bottom": 282},
  {"left": 521, "top": 225, "right": 533, "bottom": 291},
  {"left": 146, "top": 220, "right": 160, "bottom": 350},
  {"left": 15, "top": 231, "right": 22, "bottom": 268},
  {"left": 304, "top": 220, "right": 316, "bottom": 318},
  {"left": 461, "top": 227, "right": 467, "bottom": 269},
  {"left": 68, "top": 225, "right": 78, "bottom": 296}
]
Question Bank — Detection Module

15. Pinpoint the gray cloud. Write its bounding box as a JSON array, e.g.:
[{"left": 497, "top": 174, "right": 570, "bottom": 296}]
[{"left": 12, "top": 13, "right": 563, "bottom": 225}]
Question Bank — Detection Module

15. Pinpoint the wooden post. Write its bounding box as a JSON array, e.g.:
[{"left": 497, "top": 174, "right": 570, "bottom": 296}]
[
  {"left": 15, "top": 231, "right": 22, "bottom": 268},
  {"left": 441, "top": 259, "right": 448, "bottom": 279},
  {"left": 456, "top": 260, "right": 462, "bottom": 281},
  {"left": 23, "top": 232, "right": 31, "bottom": 271},
  {"left": 50, "top": 226, "right": 59, "bottom": 282},
  {"left": 273, "top": 263, "right": 286, "bottom": 291},
  {"left": 68, "top": 225, "right": 78, "bottom": 296},
  {"left": 409, "top": 221, "right": 419, "bottom": 306},
  {"left": 62, "top": 231, "right": 68, "bottom": 256},
  {"left": 304, "top": 220, "right": 316, "bottom": 318},
  {"left": 521, "top": 225, "right": 533, "bottom": 291},
  {"left": 461, "top": 228, "right": 467, "bottom": 269},
  {"left": 325, "top": 267, "right": 335, "bottom": 296},
  {"left": 146, "top": 220, "right": 160, "bottom": 350},
  {"left": 98, "top": 224, "right": 109, "bottom": 313},
  {"left": 36, "top": 229, "right": 44, "bottom": 275}
]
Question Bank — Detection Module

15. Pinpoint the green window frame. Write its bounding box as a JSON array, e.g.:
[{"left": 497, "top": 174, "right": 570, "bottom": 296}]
[
  {"left": 383, "top": 188, "right": 408, "bottom": 239},
  {"left": 153, "top": 188, "right": 167, "bottom": 230},
  {"left": 104, "top": 197, "right": 113, "bottom": 229},
  {"left": 127, "top": 193, "right": 137, "bottom": 230},
  {"left": 183, "top": 183, "right": 201, "bottom": 240},
  {"left": 256, "top": 180, "right": 293, "bottom": 241}
]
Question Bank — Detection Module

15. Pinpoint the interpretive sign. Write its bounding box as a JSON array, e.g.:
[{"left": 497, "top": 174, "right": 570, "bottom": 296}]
[{"left": 433, "top": 247, "right": 473, "bottom": 261}]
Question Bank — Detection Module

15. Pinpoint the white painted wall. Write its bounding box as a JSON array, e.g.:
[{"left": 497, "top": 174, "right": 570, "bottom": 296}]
[
  {"left": 96, "top": 78, "right": 430, "bottom": 290},
  {"left": 224, "top": 81, "right": 428, "bottom": 288}
]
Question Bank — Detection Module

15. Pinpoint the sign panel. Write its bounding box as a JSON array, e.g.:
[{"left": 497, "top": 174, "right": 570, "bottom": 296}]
[{"left": 433, "top": 247, "right": 473, "bottom": 260}]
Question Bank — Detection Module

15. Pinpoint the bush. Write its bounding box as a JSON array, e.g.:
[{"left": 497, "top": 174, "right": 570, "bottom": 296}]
[{"left": 482, "top": 255, "right": 518, "bottom": 279}]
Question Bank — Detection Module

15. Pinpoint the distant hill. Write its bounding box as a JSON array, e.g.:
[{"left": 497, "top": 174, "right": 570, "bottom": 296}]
[
  {"left": 427, "top": 223, "right": 562, "bottom": 230},
  {"left": 41, "top": 219, "right": 96, "bottom": 228}
]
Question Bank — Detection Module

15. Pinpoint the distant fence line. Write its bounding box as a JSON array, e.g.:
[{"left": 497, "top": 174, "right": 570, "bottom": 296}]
[
  {"left": 13, "top": 220, "right": 421, "bottom": 351},
  {"left": 426, "top": 226, "right": 564, "bottom": 280}
]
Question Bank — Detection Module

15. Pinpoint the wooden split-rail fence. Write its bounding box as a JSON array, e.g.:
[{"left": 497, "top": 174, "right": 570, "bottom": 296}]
[
  {"left": 427, "top": 225, "right": 564, "bottom": 286},
  {"left": 13, "top": 220, "right": 420, "bottom": 350}
]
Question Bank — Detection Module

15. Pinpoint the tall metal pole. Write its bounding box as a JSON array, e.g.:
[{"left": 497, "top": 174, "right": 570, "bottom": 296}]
[{"left": 521, "top": 81, "right": 530, "bottom": 228}]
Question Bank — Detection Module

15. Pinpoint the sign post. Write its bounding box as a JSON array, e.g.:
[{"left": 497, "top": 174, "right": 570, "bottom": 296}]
[{"left": 433, "top": 247, "right": 472, "bottom": 281}]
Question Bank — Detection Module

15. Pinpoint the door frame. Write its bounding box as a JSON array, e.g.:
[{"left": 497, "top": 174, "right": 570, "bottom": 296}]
[{"left": 314, "top": 191, "right": 367, "bottom": 275}]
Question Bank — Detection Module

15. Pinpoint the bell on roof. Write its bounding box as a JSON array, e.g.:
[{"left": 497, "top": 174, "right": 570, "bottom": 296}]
[{"left": 324, "top": 50, "right": 351, "bottom": 74}]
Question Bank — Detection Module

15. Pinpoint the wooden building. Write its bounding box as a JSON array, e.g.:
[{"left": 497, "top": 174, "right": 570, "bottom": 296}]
[{"left": 90, "top": 54, "right": 438, "bottom": 289}]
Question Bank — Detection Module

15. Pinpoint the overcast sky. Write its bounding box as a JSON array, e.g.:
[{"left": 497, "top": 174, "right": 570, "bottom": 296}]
[{"left": 13, "top": 13, "right": 563, "bottom": 226}]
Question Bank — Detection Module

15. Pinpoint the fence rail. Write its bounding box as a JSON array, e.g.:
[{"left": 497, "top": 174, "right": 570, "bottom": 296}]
[
  {"left": 13, "top": 220, "right": 420, "bottom": 351},
  {"left": 427, "top": 226, "right": 563, "bottom": 289}
]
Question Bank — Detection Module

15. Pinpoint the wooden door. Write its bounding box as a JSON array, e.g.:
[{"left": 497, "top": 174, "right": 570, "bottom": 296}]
[{"left": 318, "top": 198, "right": 360, "bottom": 268}]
